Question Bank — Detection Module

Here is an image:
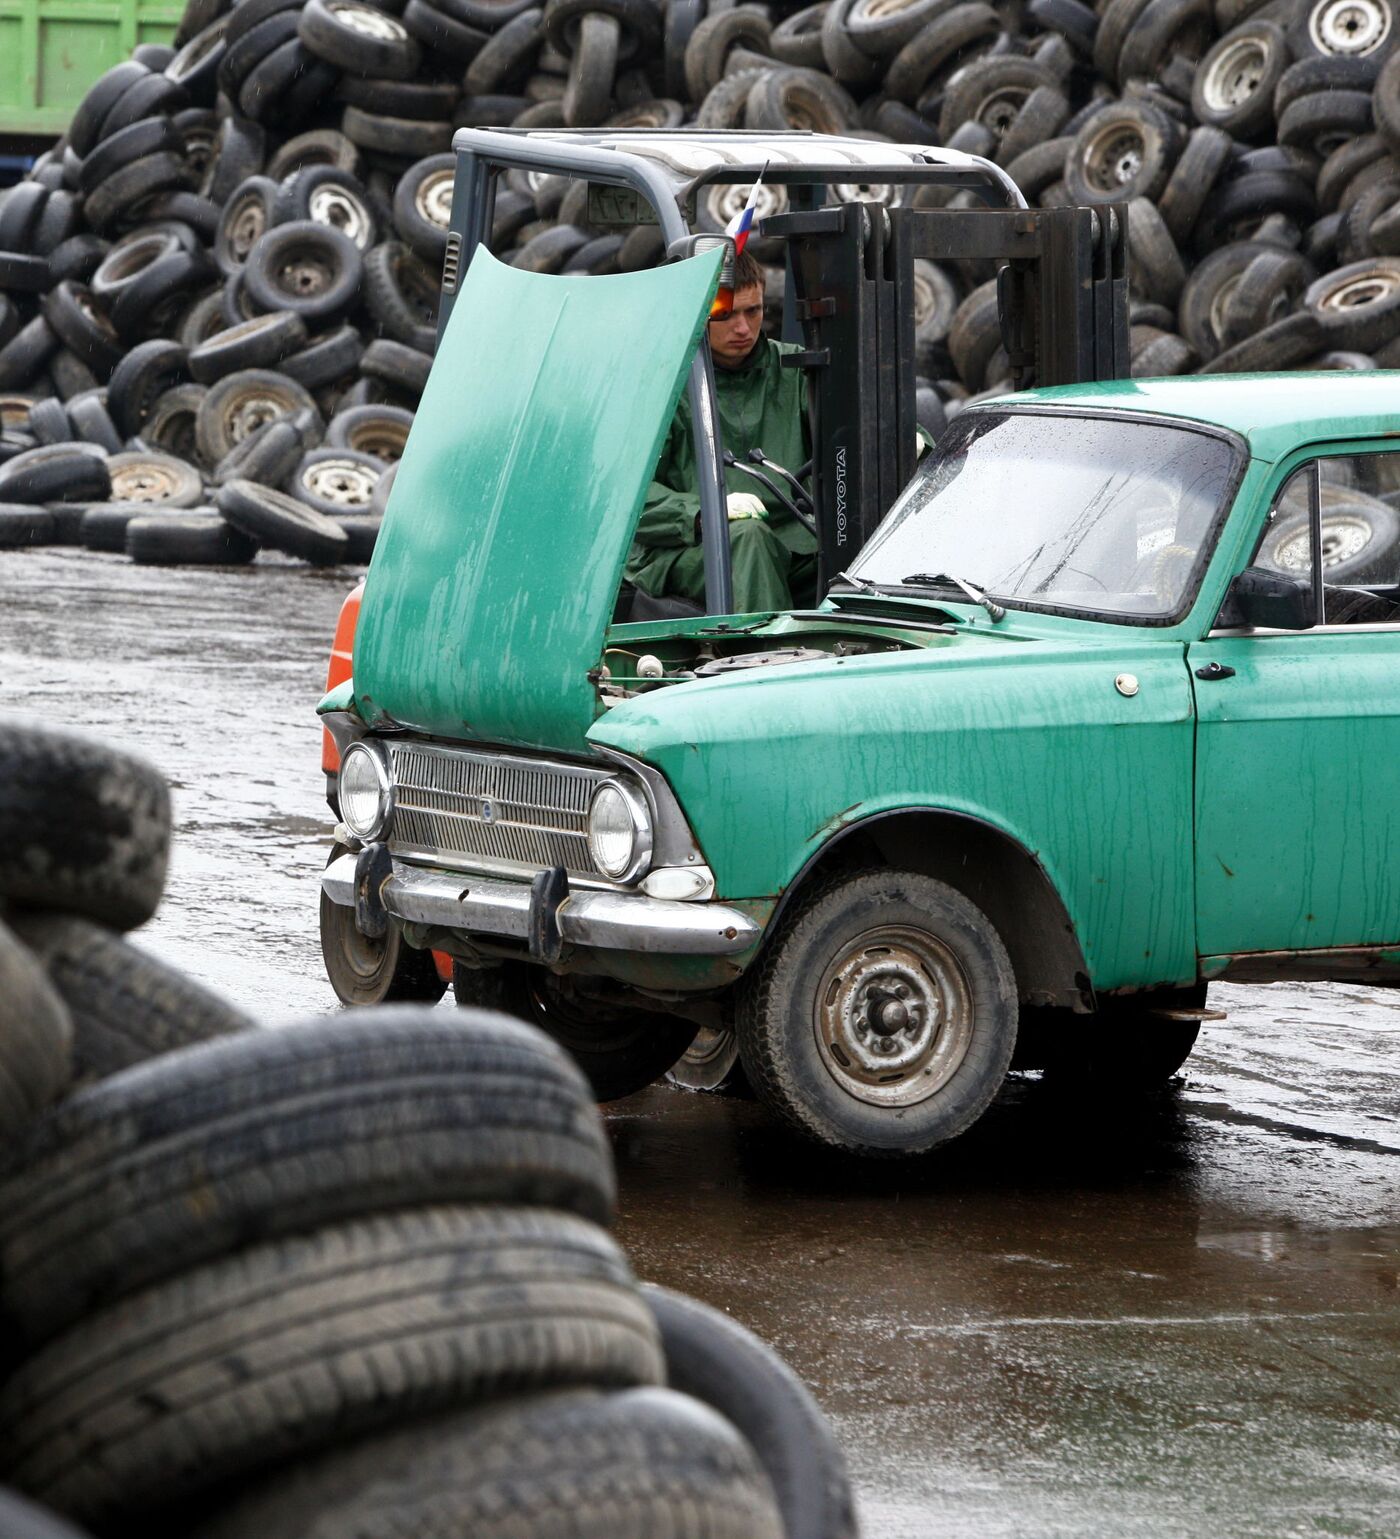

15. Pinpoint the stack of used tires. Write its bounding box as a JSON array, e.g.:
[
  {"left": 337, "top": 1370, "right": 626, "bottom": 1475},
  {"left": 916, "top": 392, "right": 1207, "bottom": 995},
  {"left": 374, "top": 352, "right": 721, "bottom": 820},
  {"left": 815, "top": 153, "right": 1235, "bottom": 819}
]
[
  {"left": 3, "top": 0, "right": 1399, "bottom": 568},
  {"left": 0, "top": 717, "right": 859, "bottom": 1539}
]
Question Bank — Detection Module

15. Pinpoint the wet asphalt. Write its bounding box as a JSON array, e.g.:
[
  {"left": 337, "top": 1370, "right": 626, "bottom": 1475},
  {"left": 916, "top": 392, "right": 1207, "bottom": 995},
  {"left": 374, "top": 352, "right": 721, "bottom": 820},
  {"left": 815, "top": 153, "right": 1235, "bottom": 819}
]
[{"left": 2, "top": 547, "right": 1397, "bottom": 1539}]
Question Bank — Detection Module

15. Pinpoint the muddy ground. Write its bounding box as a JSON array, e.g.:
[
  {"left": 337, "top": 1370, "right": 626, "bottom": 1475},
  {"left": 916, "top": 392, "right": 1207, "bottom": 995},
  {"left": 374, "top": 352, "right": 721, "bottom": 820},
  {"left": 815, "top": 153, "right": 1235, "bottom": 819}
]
[{"left": 2, "top": 547, "right": 1396, "bottom": 1538}]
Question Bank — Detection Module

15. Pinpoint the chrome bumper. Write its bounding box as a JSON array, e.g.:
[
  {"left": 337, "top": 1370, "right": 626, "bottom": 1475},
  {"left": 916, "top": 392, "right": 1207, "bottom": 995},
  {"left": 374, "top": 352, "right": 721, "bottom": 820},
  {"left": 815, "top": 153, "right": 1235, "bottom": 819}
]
[{"left": 321, "top": 853, "right": 760, "bottom": 956}]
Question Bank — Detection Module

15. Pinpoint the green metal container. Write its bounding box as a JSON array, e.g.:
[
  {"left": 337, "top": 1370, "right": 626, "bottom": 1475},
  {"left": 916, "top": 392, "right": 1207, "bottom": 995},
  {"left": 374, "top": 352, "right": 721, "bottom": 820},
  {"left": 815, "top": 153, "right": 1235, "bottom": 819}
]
[{"left": 0, "top": 0, "right": 180, "bottom": 137}]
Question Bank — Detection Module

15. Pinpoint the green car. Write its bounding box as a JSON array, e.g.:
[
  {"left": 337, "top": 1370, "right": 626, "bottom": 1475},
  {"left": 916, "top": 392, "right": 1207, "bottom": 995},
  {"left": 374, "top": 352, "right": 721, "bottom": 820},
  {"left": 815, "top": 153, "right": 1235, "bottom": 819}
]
[{"left": 319, "top": 241, "right": 1400, "bottom": 1157}]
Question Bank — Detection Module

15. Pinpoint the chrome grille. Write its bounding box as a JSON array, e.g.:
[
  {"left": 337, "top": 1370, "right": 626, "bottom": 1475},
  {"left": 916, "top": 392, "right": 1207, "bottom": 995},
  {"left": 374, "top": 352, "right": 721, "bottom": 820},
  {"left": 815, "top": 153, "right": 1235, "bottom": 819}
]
[{"left": 388, "top": 741, "right": 607, "bottom": 878}]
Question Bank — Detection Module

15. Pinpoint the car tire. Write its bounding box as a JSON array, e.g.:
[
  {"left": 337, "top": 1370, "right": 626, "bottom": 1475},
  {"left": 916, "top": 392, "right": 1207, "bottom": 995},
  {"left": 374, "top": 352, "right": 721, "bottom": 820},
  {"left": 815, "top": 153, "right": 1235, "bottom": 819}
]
[
  {"left": 42, "top": 283, "right": 123, "bottom": 377},
  {"left": 242, "top": 220, "right": 363, "bottom": 322},
  {"left": 1191, "top": 19, "right": 1289, "bottom": 138},
  {"left": 359, "top": 337, "right": 431, "bottom": 395},
  {"left": 1200, "top": 308, "right": 1328, "bottom": 371},
  {"left": 126, "top": 511, "right": 261, "bottom": 564},
  {"left": 281, "top": 322, "right": 364, "bottom": 389},
  {"left": 141, "top": 381, "right": 208, "bottom": 461},
  {"left": 272, "top": 164, "right": 378, "bottom": 250},
  {"left": 10, "top": 913, "right": 252, "bottom": 1084},
  {"left": 1261, "top": 486, "right": 1400, "bottom": 582},
  {"left": 319, "top": 844, "right": 446, "bottom": 1004},
  {"left": 185, "top": 1387, "right": 781, "bottom": 1539},
  {"left": 0, "top": 721, "right": 169, "bottom": 931},
  {"left": 325, "top": 401, "right": 413, "bottom": 458},
  {"left": 0, "top": 1007, "right": 616, "bottom": 1344},
  {"left": 106, "top": 338, "right": 190, "bottom": 437},
  {"left": 0, "top": 504, "right": 56, "bottom": 547},
  {"left": 298, "top": 0, "right": 423, "bottom": 76},
  {"left": 1155, "top": 123, "right": 1234, "bottom": 247},
  {"left": 216, "top": 476, "right": 350, "bottom": 562},
  {"left": 641, "top": 1283, "right": 859, "bottom": 1539},
  {"left": 0, "top": 318, "right": 60, "bottom": 391},
  {"left": 289, "top": 447, "right": 384, "bottom": 513},
  {"left": 1305, "top": 256, "right": 1400, "bottom": 348},
  {"left": 452, "top": 961, "right": 699, "bottom": 1101},
  {"left": 195, "top": 368, "right": 319, "bottom": 462},
  {"left": 79, "top": 502, "right": 149, "bottom": 551},
  {"left": 105, "top": 449, "right": 204, "bottom": 507},
  {"left": 0, "top": 920, "right": 73, "bottom": 1144},
  {"left": 0, "top": 444, "right": 111, "bottom": 505},
  {"left": 392, "top": 152, "right": 456, "bottom": 261},
  {"left": 214, "top": 174, "right": 280, "bottom": 275},
  {"left": 0, "top": 1208, "right": 662, "bottom": 1528},
  {"left": 362, "top": 239, "right": 439, "bottom": 349},
  {"left": 1065, "top": 98, "right": 1183, "bottom": 204},
  {"left": 188, "top": 312, "right": 310, "bottom": 383},
  {"left": 735, "top": 869, "right": 1018, "bottom": 1155}
]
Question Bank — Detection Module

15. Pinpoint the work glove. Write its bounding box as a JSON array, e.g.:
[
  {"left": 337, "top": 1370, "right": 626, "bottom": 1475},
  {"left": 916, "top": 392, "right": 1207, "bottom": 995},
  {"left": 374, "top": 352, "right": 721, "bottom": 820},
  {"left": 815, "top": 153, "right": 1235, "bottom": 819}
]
[{"left": 726, "top": 491, "right": 767, "bottom": 521}]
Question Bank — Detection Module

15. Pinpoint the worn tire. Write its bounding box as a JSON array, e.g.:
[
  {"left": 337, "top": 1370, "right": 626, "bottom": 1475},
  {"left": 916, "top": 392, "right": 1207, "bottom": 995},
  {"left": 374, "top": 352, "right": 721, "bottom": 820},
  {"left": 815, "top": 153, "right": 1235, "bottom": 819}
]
[
  {"left": 195, "top": 368, "right": 318, "bottom": 462},
  {"left": 362, "top": 239, "right": 439, "bottom": 350},
  {"left": 106, "top": 449, "right": 203, "bottom": 507},
  {"left": 735, "top": 869, "right": 1017, "bottom": 1155},
  {"left": 9, "top": 913, "right": 252, "bottom": 1085},
  {"left": 126, "top": 511, "right": 260, "bottom": 565},
  {"left": 0, "top": 1007, "right": 615, "bottom": 1345},
  {"left": 189, "top": 311, "right": 310, "bottom": 383},
  {"left": 319, "top": 844, "right": 445, "bottom": 1004},
  {"left": 243, "top": 220, "right": 363, "bottom": 322},
  {"left": 642, "top": 1284, "right": 857, "bottom": 1539},
  {"left": 325, "top": 402, "right": 413, "bottom": 458},
  {"left": 0, "top": 1208, "right": 663, "bottom": 1528},
  {"left": 0, "top": 721, "right": 169, "bottom": 931},
  {"left": 106, "top": 338, "right": 189, "bottom": 437},
  {"left": 0, "top": 920, "right": 73, "bottom": 1144},
  {"left": 290, "top": 448, "right": 384, "bottom": 513},
  {"left": 216, "top": 476, "right": 350, "bottom": 562},
  {"left": 189, "top": 1387, "right": 782, "bottom": 1539}
]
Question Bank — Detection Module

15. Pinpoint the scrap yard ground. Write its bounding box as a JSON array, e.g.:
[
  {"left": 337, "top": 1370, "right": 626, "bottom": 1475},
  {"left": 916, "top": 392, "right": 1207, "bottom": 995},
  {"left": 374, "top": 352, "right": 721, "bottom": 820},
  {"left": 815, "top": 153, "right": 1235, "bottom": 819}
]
[{"left": 4, "top": 546, "right": 1397, "bottom": 1539}]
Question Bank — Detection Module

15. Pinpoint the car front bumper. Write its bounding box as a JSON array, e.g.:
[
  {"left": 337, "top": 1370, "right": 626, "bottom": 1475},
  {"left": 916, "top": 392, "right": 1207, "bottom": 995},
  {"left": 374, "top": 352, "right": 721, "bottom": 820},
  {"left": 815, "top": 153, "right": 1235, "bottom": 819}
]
[{"left": 321, "top": 851, "right": 761, "bottom": 957}]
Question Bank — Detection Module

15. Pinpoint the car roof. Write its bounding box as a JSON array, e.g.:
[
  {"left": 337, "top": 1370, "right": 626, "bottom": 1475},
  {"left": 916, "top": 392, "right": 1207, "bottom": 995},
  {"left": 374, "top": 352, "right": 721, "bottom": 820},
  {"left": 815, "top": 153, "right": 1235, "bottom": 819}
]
[{"left": 1000, "top": 372, "right": 1400, "bottom": 462}]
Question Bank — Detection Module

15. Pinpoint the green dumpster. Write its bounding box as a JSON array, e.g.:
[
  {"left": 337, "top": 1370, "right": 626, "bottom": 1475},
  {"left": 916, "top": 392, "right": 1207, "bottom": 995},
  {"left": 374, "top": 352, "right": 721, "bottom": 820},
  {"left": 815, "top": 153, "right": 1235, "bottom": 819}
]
[{"left": 0, "top": 0, "right": 180, "bottom": 137}]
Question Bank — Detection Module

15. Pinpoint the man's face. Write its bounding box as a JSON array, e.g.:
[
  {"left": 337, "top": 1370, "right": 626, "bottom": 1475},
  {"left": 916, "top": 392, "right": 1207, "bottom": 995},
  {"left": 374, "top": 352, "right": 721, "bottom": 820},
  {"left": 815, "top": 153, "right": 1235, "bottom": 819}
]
[{"left": 708, "top": 283, "right": 764, "bottom": 367}]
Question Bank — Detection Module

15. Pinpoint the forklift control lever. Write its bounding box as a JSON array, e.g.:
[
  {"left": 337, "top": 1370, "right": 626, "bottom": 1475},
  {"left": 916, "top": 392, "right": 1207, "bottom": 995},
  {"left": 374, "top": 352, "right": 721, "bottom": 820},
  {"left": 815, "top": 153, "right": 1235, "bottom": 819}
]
[
  {"left": 748, "top": 448, "right": 814, "bottom": 516},
  {"left": 722, "top": 451, "right": 818, "bottom": 536}
]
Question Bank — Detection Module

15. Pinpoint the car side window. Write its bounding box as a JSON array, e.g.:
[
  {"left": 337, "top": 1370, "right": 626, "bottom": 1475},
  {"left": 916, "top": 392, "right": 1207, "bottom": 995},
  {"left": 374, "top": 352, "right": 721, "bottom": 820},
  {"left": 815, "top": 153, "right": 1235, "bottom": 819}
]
[{"left": 1256, "top": 454, "right": 1400, "bottom": 627}]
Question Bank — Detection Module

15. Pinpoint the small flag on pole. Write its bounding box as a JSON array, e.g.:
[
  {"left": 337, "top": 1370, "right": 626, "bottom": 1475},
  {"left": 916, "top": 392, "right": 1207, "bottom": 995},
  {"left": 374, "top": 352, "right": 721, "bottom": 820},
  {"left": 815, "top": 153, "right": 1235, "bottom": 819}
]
[{"left": 710, "top": 161, "right": 768, "bottom": 318}]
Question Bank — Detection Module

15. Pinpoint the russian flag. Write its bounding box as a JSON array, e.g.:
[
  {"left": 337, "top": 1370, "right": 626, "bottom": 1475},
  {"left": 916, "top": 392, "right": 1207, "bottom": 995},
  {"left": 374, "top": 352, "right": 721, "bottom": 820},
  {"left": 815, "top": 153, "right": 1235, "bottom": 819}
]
[{"left": 710, "top": 163, "right": 767, "bottom": 318}]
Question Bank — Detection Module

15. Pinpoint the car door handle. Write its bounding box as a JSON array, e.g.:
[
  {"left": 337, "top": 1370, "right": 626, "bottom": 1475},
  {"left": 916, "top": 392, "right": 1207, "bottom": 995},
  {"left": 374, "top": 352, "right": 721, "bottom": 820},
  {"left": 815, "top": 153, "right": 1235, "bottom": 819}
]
[{"left": 1194, "top": 661, "right": 1236, "bottom": 681}]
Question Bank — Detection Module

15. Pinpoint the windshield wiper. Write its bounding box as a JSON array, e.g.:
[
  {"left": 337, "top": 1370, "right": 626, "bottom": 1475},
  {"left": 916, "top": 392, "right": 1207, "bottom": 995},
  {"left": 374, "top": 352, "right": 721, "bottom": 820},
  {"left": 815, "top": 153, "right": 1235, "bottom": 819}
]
[
  {"left": 833, "top": 569, "right": 881, "bottom": 593},
  {"left": 901, "top": 572, "right": 1006, "bottom": 622}
]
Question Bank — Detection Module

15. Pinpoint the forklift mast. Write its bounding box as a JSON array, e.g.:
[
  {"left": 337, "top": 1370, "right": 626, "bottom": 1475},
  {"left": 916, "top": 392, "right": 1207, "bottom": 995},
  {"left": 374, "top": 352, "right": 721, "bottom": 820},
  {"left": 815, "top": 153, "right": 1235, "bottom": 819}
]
[{"left": 438, "top": 129, "right": 1130, "bottom": 611}]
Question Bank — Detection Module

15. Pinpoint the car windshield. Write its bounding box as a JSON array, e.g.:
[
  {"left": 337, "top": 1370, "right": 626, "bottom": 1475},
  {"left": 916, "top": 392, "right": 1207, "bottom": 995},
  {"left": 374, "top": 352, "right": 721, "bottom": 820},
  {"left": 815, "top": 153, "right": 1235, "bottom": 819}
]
[{"left": 848, "top": 409, "right": 1240, "bottom": 622}]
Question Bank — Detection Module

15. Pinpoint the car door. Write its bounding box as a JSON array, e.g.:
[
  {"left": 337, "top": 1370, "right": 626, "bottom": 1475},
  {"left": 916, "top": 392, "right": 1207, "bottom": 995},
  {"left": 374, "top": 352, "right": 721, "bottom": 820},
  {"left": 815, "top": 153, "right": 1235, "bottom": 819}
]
[{"left": 1189, "top": 443, "right": 1400, "bottom": 962}]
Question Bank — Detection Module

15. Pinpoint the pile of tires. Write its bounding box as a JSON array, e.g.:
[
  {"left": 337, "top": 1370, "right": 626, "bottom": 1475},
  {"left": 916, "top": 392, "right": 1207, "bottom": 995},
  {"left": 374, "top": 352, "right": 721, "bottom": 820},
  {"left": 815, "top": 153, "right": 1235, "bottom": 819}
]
[
  {"left": 3, "top": 0, "right": 1399, "bottom": 561},
  {"left": 0, "top": 717, "right": 858, "bottom": 1539}
]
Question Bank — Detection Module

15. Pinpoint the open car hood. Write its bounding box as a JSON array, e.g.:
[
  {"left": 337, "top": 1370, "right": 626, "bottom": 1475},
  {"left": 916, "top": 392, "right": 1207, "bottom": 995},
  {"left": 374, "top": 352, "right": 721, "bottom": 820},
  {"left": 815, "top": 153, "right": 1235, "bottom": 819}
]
[{"left": 353, "top": 245, "right": 720, "bottom": 753}]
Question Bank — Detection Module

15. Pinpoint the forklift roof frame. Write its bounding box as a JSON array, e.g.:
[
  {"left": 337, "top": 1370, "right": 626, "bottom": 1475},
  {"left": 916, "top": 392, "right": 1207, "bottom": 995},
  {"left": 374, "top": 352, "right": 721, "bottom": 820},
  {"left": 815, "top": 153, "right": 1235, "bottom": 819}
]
[{"left": 440, "top": 128, "right": 1033, "bottom": 617}]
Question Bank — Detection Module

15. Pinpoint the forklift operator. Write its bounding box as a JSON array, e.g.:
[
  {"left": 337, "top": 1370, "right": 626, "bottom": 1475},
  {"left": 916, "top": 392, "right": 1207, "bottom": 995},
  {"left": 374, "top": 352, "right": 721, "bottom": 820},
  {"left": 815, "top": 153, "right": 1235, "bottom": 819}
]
[{"left": 626, "top": 248, "right": 818, "bottom": 614}]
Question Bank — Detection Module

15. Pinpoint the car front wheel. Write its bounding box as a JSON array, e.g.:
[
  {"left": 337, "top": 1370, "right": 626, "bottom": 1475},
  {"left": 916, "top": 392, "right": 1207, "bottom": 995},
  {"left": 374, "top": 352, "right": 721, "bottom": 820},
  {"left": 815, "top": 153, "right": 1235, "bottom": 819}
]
[{"left": 735, "top": 868, "right": 1018, "bottom": 1156}]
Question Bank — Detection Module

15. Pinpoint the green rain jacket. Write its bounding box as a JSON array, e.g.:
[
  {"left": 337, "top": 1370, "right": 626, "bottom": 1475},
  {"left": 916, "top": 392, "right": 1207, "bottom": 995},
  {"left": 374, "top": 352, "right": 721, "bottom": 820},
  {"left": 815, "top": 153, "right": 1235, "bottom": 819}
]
[{"left": 625, "top": 337, "right": 815, "bottom": 593}]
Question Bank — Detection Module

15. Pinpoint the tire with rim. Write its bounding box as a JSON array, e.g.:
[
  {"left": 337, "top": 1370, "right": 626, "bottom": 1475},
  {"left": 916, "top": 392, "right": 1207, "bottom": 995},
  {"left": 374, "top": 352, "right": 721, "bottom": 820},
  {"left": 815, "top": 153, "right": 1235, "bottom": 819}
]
[
  {"left": 291, "top": 448, "right": 384, "bottom": 514},
  {"left": 1305, "top": 256, "right": 1400, "bottom": 348},
  {"left": 641, "top": 1283, "right": 858, "bottom": 1539},
  {"left": 1259, "top": 484, "right": 1400, "bottom": 582},
  {"left": 363, "top": 240, "right": 439, "bottom": 349},
  {"left": 10, "top": 913, "right": 252, "bottom": 1084},
  {"left": 734, "top": 869, "right": 1018, "bottom": 1155},
  {"left": 392, "top": 152, "right": 455, "bottom": 261},
  {"left": 1286, "top": 0, "right": 1397, "bottom": 62},
  {"left": 1191, "top": 19, "right": 1289, "bottom": 138},
  {"left": 187, "top": 1387, "right": 781, "bottom": 1539},
  {"left": 0, "top": 721, "right": 169, "bottom": 931},
  {"left": 273, "top": 165, "right": 378, "bottom": 251},
  {"left": 106, "top": 338, "right": 189, "bottom": 437},
  {"left": 319, "top": 842, "right": 446, "bottom": 1004},
  {"left": 0, "top": 445, "right": 111, "bottom": 506},
  {"left": 453, "top": 961, "right": 699, "bottom": 1101},
  {"left": 0, "top": 1208, "right": 662, "bottom": 1529},
  {"left": 243, "top": 220, "right": 363, "bottom": 322},
  {"left": 0, "top": 1007, "right": 616, "bottom": 1346},
  {"left": 326, "top": 402, "right": 413, "bottom": 458},
  {"left": 665, "top": 1021, "right": 748, "bottom": 1093},
  {"left": 195, "top": 368, "right": 319, "bottom": 462},
  {"left": 189, "top": 312, "right": 309, "bottom": 383},
  {"left": 0, "top": 920, "right": 73, "bottom": 1145},
  {"left": 216, "top": 476, "right": 350, "bottom": 563},
  {"left": 215, "top": 175, "right": 279, "bottom": 275},
  {"left": 1065, "top": 98, "right": 1183, "bottom": 204},
  {"left": 298, "top": 0, "right": 422, "bottom": 76},
  {"left": 105, "top": 449, "right": 203, "bottom": 507}
]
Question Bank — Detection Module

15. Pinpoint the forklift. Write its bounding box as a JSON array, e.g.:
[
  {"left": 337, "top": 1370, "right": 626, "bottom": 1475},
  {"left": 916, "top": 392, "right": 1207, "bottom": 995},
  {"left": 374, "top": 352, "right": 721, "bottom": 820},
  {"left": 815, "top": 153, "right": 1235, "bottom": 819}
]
[{"left": 435, "top": 127, "right": 1130, "bottom": 612}]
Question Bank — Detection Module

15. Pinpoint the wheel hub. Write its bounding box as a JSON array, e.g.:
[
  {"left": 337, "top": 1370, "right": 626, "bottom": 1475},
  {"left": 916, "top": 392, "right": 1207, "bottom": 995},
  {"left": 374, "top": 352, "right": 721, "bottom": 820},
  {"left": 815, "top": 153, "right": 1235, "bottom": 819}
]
[
  {"left": 111, "top": 465, "right": 178, "bottom": 501},
  {"left": 277, "top": 254, "right": 334, "bottom": 296},
  {"left": 1087, "top": 127, "right": 1145, "bottom": 193},
  {"left": 815, "top": 926, "right": 974, "bottom": 1108}
]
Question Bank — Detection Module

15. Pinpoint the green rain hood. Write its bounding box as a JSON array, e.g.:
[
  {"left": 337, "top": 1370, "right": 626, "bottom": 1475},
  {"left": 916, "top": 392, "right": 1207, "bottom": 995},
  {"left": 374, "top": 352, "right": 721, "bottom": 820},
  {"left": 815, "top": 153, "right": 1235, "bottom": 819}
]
[{"left": 352, "top": 245, "right": 721, "bottom": 753}]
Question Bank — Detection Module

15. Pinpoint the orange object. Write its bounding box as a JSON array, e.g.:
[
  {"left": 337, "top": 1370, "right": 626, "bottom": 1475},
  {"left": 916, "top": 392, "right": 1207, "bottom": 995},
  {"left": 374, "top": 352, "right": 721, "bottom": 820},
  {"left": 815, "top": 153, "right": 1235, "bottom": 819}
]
[{"left": 321, "top": 579, "right": 364, "bottom": 774}]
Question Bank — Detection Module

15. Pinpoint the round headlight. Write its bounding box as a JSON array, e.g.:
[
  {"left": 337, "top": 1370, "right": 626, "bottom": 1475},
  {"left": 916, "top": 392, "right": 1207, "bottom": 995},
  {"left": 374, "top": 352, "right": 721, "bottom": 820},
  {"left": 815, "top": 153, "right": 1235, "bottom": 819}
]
[
  {"left": 339, "top": 742, "right": 391, "bottom": 840},
  {"left": 587, "top": 780, "right": 652, "bottom": 881}
]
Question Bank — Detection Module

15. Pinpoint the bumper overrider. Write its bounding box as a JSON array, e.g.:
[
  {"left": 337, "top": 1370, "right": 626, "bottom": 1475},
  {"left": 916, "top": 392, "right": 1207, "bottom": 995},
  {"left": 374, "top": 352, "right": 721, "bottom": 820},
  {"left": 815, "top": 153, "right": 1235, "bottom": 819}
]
[{"left": 319, "top": 731, "right": 763, "bottom": 974}]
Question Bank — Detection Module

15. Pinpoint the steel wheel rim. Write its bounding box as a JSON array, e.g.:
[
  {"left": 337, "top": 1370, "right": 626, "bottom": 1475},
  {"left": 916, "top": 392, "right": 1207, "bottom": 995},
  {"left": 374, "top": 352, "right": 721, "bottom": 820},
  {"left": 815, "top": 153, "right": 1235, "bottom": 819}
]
[
  {"left": 1311, "top": 0, "right": 1390, "bottom": 53},
  {"left": 309, "top": 185, "right": 372, "bottom": 248},
  {"left": 111, "top": 464, "right": 182, "bottom": 502},
  {"left": 304, "top": 458, "right": 378, "bottom": 506},
  {"left": 331, "top": 2, "right": 408, "bottom": 40},
  {"left": 415, "top": 170, "right": 455, "bottom": 229},
  {"left": 814, "top": 924, "right": 974, "bottom": 1108},
  {"left": 1085, "top": 125, "right": 1145, "bottom": 193},
  {"left": 1318, "top": 268, "right": 1400, "bottom": 313},
  {"left": 228, "top": 390, "right": 289, "bottom": 439},
  {"left": 276, "top": 248, "right": 336, "bottom": 298},
  {"left": 1202, "top": 37, "right": 1267, "bottom": 108},
  {"left": 348, "top": 423, "right": 408, "bottom": 460}
]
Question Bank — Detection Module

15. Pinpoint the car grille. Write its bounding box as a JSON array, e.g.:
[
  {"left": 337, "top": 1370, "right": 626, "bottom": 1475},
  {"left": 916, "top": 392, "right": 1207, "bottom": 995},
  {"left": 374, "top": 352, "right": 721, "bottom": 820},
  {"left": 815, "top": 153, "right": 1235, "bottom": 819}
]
[{"left": 387, "top": 741, "right": 607, "bottom": 879}]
